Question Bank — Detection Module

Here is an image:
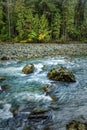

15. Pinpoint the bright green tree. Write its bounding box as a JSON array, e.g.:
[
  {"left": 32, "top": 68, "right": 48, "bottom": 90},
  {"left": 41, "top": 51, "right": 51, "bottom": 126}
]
[
  {"left": 38, "top": 14, "right": 51, "bottom": 42},
  {"left": 25, "top": 9, "right": 39, "bottom": 42}
]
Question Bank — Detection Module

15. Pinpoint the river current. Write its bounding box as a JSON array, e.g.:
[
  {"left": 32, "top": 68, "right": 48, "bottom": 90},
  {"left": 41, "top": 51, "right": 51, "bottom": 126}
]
[{"left": 0, "top": 56, "right": 87, "bottom": 129}]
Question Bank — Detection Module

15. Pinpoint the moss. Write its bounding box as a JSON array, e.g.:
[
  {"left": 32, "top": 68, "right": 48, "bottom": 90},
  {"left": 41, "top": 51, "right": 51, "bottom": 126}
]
[
  {"left": 66, "top": 121, "right": 87, "bottom": 130},
  {"left": 47, "top": 66, "right": 76, "bottom": 82},
  {"left": 22, "top": 64, "right": 34, "bottom": 74}
]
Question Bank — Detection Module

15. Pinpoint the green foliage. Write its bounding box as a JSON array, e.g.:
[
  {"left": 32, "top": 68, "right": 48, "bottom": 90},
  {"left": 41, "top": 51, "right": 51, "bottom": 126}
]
[
  {"left": 0, "top": 5, "right": 3, "bottom": 25},
  {"left": 24, "top": 9, "right": 39, "bottom": 42},
  {"left": 0, "top": 0, "right": 87, "bottom": 43},
  {"left": 28, "top": 31, "right": 37, "bottom": 42},
  {"left": 0, "top": 26, "right": 9, "bottom": 41},
  {"left": 14, "top": 0, "right": 26, "bottom": 41},
  {"left": 38, "top": 14, "right": 51, "bottom": 42},
  {"left": 0, "top": 3, "right": 8, "bottom": 41},
  {"left": 51, "top": 12, "right": 61, "bottom": 40}
]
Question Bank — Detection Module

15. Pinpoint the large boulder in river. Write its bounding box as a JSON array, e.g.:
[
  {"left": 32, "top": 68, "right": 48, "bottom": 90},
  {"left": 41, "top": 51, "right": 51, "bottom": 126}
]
[
  {"left": 22, "top": 64, "right": 34, "bottom": 74},
  {"left": 47, "top": 66, "right": 76, "bottom": 82}
]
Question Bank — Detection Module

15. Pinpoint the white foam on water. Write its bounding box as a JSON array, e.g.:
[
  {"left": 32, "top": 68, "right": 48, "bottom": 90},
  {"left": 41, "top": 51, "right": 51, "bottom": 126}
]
[
  {"left": 40, "top": 79, "right": 52, "bottom": 84},
  {"left": 0, "top": 66, "right": 24, "bottom": 76},
  {"left": 34, "top": 63, "right": 43, "bottom": 74},
  {"left": 0, "top": 86, "right": 2, "bottom": 90},
  {"left": 0, "top": 104, "right": 13, "bottom": 119},
  {"left": 44, "top": 58, "right": 66, "bottom": 66},
  {"left": 0, "top": 61, "right": 19, "bottom": 66},
  {"left": 26, "top": 72, "right": 50, "bottom": 84},
  {"left": 14, "top": 92, "right": 52, "bottom": 102}
]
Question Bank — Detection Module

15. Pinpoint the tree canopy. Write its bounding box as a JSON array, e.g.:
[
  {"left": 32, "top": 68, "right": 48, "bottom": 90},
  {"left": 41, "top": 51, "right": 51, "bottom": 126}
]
[{"left": 0, "top": 0, "right": 87, "bottom": 43}]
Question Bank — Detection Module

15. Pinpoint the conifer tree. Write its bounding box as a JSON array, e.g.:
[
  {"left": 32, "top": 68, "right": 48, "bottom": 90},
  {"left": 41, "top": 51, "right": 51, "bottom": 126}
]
[
  {"left": 14, "top": 0, "right": 26, "bottom": 41},
  {"left": 51, "top": 12, "right": 61, "bottom": 41},
  {"left": 0, "top": 1, "right": 8, "bottom": 41}
]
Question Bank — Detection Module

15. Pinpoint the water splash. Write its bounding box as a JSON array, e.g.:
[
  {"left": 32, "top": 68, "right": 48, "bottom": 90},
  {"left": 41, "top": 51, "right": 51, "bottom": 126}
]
[{"left": 0, "top": 104, "right": 13, "bottom": 120}]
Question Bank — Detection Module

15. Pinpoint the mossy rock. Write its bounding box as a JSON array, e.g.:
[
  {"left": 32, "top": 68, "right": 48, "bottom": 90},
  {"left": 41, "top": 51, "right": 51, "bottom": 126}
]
[
  {"left": 66, "top": 120, "right": 87, "bottom": 130},
  {"left": 47, "top": 66, "right": 76, "bottom": 82},
  {"left": 22, "top": 64, "right": 34, "bottom": 74}
]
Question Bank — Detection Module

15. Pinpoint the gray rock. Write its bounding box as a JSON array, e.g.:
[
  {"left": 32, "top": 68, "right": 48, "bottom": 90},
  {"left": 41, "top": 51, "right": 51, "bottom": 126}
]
[{"left": 47, "top": 66, "right": 76, "bottom": 82}]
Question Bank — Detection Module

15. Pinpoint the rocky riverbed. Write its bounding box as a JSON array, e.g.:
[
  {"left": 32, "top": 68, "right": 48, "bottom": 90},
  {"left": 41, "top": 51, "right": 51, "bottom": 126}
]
[{"left": 0, "top": 43, "right": 87, "bottom": 60}]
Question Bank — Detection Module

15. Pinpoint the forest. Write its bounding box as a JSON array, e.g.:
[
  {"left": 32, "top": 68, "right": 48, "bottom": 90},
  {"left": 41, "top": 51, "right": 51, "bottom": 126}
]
[{"left": 0, "top": 0, "right": 87, "bottom": 43}]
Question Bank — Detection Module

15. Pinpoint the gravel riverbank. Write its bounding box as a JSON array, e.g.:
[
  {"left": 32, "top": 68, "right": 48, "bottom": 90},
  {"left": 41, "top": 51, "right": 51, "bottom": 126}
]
[{"left": 0, "top": 43, "right": 87, "bottom": 60}]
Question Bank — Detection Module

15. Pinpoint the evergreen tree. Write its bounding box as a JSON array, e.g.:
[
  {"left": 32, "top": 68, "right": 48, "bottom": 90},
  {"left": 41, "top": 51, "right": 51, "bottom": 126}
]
[
  {"left": 51, "top": 12, "right": 61, "bottom": 41},
  {"left": 0, "top": 1, "right": 9, "bottom": 41},
  {"left": 25, "top": 9, "right": 39, "bottom": 42},
  {"left": 59, "top": 0, "right": 77, "bottom": 41},
  {"left": 0, "top": 2, "right": 4, "bottom": 41},
  {"left": 14, "top": 0, "right": 26, "bottom": 41},
  {"left": 74, "top": 0, "right": 87, "bottom": 40}
]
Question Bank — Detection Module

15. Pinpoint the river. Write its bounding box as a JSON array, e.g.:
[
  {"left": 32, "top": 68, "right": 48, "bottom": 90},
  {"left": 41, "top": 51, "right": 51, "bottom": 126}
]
[{"left": 0, "top": 56, "right": 87, "bottom": 130}]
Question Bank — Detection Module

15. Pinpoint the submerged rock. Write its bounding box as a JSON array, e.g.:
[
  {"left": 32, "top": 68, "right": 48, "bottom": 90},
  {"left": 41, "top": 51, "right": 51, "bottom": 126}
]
[
  {"left": 42, "top": 84, "right": 55, "bottom": 92},
  {"left": 28, "top": 109, "right": 49, "bottom": 120},
  {"left": 47, "top": 66, "right": 76, "bottom": 82},
  {"left": 66, "top": 120, "right": 87, "bottom": 130},
  {"left": 1, "top": 84, "right": 10, "bottom": 91},
  {"left": 43, "top": 85, "right": 53, "bottom": 93},
  {"left": 10, "top": 102, "right": 20, "bottom": 117},
  {"left": 22, "top": 64, "right": 34, "bottom": 74},
  {"left": 0, "top": 76, "right": 6, "bottom": 81},
  {"left": 23, "top": 126, "right": 34, "bottom": 130},
  {"left": 42, "top": 84, "right": 58, "bottom": 101}
]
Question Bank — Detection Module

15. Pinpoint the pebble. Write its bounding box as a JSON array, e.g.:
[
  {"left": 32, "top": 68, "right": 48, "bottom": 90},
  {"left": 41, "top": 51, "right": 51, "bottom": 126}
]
[{"left": 0, "top": 43, "right": 87, "bottom": 60}]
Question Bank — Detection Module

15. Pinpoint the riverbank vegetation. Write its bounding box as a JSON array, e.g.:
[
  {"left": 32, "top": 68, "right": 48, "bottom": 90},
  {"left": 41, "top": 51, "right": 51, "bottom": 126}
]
[{"left": 0, "top": 0, "right": 87, "bottom": 43}]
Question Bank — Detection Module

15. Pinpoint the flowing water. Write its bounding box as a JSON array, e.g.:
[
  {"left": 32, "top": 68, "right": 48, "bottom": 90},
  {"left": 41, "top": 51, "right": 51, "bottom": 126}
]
[{"left": 0, "top": 56, "right": 87, "bottom": 129}]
